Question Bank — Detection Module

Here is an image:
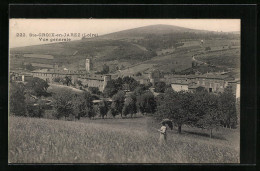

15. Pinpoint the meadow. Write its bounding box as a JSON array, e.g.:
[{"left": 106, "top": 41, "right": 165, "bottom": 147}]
[
  {"left": 196, "top": 48, "right": 240, "bottom": 69},
  {"left": 9, "top": 116, "right": 239, "bottom": 163}
]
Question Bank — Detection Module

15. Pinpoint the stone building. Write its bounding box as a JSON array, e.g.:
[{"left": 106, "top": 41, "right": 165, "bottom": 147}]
[
  {"left": 171, "top": 83, "right": 189, "bottom": 92},
  {"left": 194, "top": 74, "right": 234, "bottom": 93},
  {"left": 166, "top": 72, "right": 239, "bottom": 95},
  {"left": 30, "top": 69, "right": 111, "bottom": 92}
]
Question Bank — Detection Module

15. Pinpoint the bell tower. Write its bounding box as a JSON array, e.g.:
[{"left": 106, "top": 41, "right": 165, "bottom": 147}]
[{"left": 85, "top": 58, "right": 93, "bottom": 71}]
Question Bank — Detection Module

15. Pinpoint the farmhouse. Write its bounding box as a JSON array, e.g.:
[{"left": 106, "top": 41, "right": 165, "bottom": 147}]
[
  {"left": 171, "top": 83, "right": 189, "bottom": 92},
  {"left": 165, "top": 72, "right": 239, "bottom": 96},
  {"left": 194, "top": 73, "right": 234, "bottom": 93}
]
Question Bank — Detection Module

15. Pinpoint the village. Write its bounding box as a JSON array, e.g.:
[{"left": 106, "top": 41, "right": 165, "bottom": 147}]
[{"left": 10, "top": 55, "right": 240, "bottom": 101}]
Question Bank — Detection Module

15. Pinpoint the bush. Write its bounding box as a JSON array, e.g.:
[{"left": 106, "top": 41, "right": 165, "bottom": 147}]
[
  {"left": 154, "top": 81, "right": 167, "bottom": 93},
  {"left": 9, "top": 82, "right": 26, "bottom": 116},
  {"left": 53, "top": 77, "right": 62, "bottom": 83},
  {"left": 205, "top": 46, "right": 211, "bottom": 51},
  {"left": 88, "top": 87, "right": 101, "bottom": 95},
  {"left": 26, "top": 104, "right": 44, "bottom": 118},
  {"left": 25, "top": 77, "right": 49, "bottom": 97}
]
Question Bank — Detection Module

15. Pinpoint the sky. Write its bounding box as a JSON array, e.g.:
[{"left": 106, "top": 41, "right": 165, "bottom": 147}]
[{"left": 9, "top": 19, "right": 240, "bottom": 48}]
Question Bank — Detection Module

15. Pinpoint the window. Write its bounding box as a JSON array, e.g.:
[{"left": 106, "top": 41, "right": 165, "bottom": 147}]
[{"left": 209, "top": 88, "right": 212, "bottom": 92}]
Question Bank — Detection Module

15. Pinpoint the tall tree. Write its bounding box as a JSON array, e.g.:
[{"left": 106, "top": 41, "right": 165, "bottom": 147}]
[
  {"left": 122, "top": 93, "right": 137, "bottom": 118},
  {"left": 63, "top": 76, "right": 72, "bottom": 86},
  {"left": 98, "top": 100, "right": 108, "bottom": 119},
  {"left": 122, "top": 76, "right": 140, "bottom": 91},
  {"left": 9, "top": 82, "right": 26, "bottom": 116},
  {"left": 156, "top": 89, "right": 193, "bottom": 133},
  {"left": 52, "top": 89, "right": 73, "bottom": 119},
  {"left": 218, "top": 88, "right": 237, "bottom": 128},
  {"left": 192, "top": 92, "right": 221, "bottom": 138},
  {"left": 103, "top": 77, "right": 123, "bottom": 97},
  {"left": 136, "top": 91, "right": 156, "bottom": 114},
  {"left": 72, "top": 91, "right": 94, "bottom": 119},
  {"left": 111, "top": 90, "right": 125, "bottom": 117}
]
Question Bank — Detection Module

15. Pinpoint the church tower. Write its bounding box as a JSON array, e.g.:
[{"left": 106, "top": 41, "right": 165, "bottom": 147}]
[{"left": 85, "top": 58, "right": 93, "bottom": 71}]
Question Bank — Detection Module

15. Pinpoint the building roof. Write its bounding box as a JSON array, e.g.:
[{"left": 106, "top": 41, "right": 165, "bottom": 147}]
[
  {"left": 188, "top": 85, "right": 200, "bottom": 89},
  {"left": 195, "top": 73, "right": 234, "bottom": 80},
  {"left": 31, "top": 69, "right": 108, "bottom": 81},
  {"left": 171, "top": 82, "right": 189, "bottom": 85}
]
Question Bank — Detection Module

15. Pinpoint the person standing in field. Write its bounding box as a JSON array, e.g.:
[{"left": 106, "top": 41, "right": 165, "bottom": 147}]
[{"left": 158, "top": 122, "right": 167, "bottom": 145}]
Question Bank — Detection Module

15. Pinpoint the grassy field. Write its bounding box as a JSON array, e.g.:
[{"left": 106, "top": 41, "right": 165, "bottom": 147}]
[
  {"left": 196, "top": 48, "right": 240, "bottom": 69},
  {"left": 9, "top": 116, "right": 239, "bottom": 163}
]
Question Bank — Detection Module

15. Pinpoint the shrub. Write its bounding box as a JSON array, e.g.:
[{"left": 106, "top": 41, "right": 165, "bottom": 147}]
[
  {"left": 205, "top": 46, "right": 211, "bottom": 51},
  {"left": 9, "top": 82, "right": 26, "bottom": 116}
]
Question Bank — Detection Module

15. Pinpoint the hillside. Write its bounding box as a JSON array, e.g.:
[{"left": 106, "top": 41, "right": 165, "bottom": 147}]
[
  {"left": 101, "top": 24, "right": 206, "bottom": 39},
  {"left": 9, "top": 116, "right": 239, "bottom": 163},
  {"left": 9, "top": 24, "right": 240, "bottom": 72}
]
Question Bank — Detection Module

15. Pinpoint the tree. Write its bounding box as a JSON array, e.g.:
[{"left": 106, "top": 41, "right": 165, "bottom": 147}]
[
  {"left": 156, "top": 89, "right": 193, "bottom": 133},
  {"left": 218, "top": 88, "right": 237, "bottom": 128},
  {"left": 102, "top": 64, "right": 109, "bottom": 74},
  {"left": 9, "top": 82, "right": 26, "bottom": 116},
  {"left": 205, "top": 46, "right": 211, "bottom": 51},
  {"left": 71, "top": 91, "right": 94, "bottom": 119},
  {"left": 108, "top": 108, "right": 118, "bottom": 118},
  {"left": 122, "top": 94, "right": 137, "bottom": 118},
  {"left": 98, "top": 100, "right": 108, "bottom": 119},
  {"left": 88, "top": 87, "right": 101, "bottom": 95},
  {"left": 103, "top": 77, "right": 140, "bottom": 97},
  {"left": 103, "top": 77, "right": 123, "bottom": 97},
  {"left": 26, "top": 99, "right": 45, "bottom": 118},
  {"left": 136, "top": 91, "right": 156, "bottom": 114},
  {"left": 74, "top": 79, "right": 82, "bottom": 87},
  {"left": 154, "top": 81, "right": 167, "bottom": 93},
  {"left": 111, "top": 90, "right": 125, "bottom": 118},
  {"left": 192, "top": 92, "right": 221, "bottom": 138},
  {"left": 52, "top": 89, "right": 74, "bottom": 119},
  {"left": 53, "top": 77, "right": 62, "bottom": 83},
  {"left": 122, "top": 76, "right": 140, "bottom": 91},
  {"left": 133, "top": 85, "right": 146, "bottom": 96},
  {"left": 62, "top": 76, "right": 72, "bottom": 86},
  {"left": 25, "top": 77, "right": 49, "bottom": 97},
  {"left": 24, "top": 63, "right": 35, "bottom": 71}
]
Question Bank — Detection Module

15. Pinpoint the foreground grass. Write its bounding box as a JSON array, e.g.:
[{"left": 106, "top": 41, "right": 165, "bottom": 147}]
[{"left": 9, "top": 116, "right": 239, "bottom": 163}]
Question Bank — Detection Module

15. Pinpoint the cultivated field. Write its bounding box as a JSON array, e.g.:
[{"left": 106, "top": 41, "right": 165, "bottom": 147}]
[
  {"left": 9, "top": 116, "right": 239, "bottom": 163},
  {"left": 196, "top": 48, "right": 240, "bottom": 69}
]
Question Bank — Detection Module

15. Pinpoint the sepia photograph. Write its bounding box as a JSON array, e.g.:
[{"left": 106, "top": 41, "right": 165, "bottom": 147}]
[{"left": 8, "top": 19, "right": 240, "bottom": 163}]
